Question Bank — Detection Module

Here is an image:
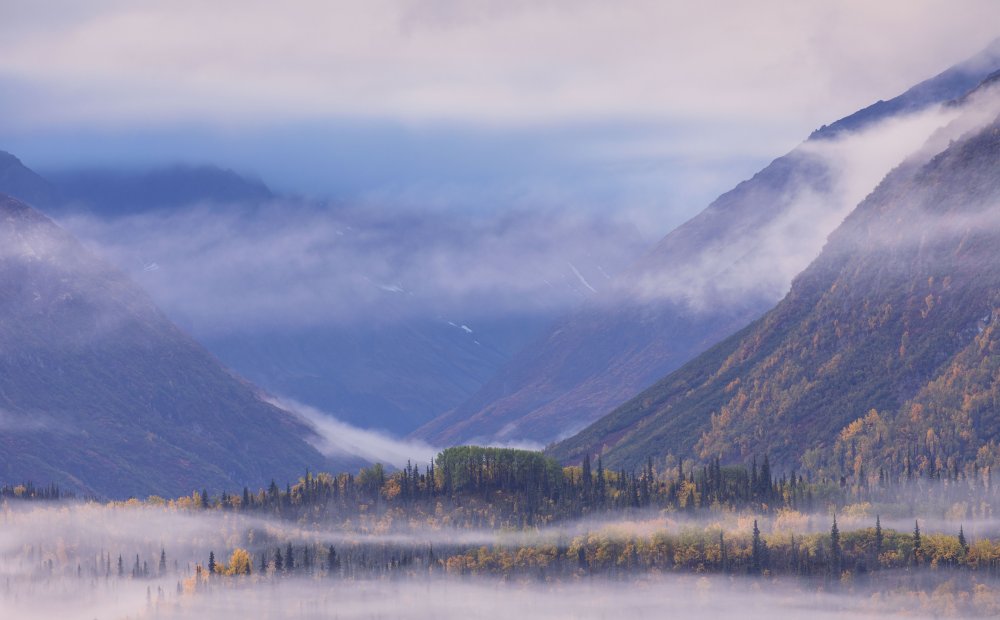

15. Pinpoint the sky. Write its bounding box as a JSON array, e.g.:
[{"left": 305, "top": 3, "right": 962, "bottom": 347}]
[{"left": 2, "top": 1, "right": 1000, "bottom": 234}]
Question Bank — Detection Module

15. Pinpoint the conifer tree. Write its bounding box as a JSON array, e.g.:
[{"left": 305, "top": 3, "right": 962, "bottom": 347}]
[
  {"left": 274, "top": 548, "right": 284, "bottom": 572},
  {"left": 912, "top": 520, "right": 922, "bottom": 566},
  {"left": 830, "top": 515, "right": 841, "bottom": 577},
  {"left": 874, "top": 514, "right": 883, "bottom": 568},
  {"left": 208, "top": 551, "right": 216, "bottom": 575},
  {"left": 159, "top": 549, "right": 167, "bottom": 575},
  {"left": 750, "top": 519, "right": 766, "bottom": 574},
  {"left": 286, "top": 542, "right": 295, "bottom": 571},
  {"left": 959, "top": 525, "right": 968, "bottom": 553},
  {"left": 328, "top": 545, "right": 337, "bottom": 574}
]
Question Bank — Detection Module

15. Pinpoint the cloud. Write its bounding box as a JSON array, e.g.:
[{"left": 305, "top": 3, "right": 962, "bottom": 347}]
[
  {"left": 273, "top": 397, "right": 439, "bottom": 468},
  {"left": 1, "top": 1, "right": 999, "bottom": 133},
  {"left": 626, "top": 88, "right": 1000, "bottom": 311},
  {"left": 57, "top": 201, "right": 646, "bottom": 332}
]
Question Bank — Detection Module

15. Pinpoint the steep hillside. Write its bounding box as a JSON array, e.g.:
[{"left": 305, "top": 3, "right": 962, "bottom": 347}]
[
  {"left": 550, "top": 96, "right": 1000, "bottom": 472},
  {"left": 0, "top": 194, "right": 340, "bottom": 498},
  {"left": 415, "top": 39, "right": 1000, "bottom": 447}
]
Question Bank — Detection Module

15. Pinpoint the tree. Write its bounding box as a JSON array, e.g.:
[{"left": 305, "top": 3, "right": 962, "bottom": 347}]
[
  {"left": 912, "top": 520, "right": 922, "bottom": 566},
  {"left": 958, "top": 525, "right": 968, "bottom": 554},
  {"left": 286, "top": 542, "right": 295, "bottom": 571},
  {"left": 260, "top": 552, "right": 268, "bottom": 573},
  {"left": 874, "top": 515, "right": 883, "bottom": 568},
  {"left": 226, "top": 549, "right": 252, "bottom": 576},
  {"left": 207, "top": 551, "right": 216, "bottom": 575},
  {"left": 830, "top": 515, "right": 841, "bottom": 577},
  {"left": 751, "top": 519, "right": 766, "bottom": 574},
  {"left": 159, "top": 548, "right": 167, "bottom": 575},
  {"left": 117, "top": 554, "right": 124, "bottom": 577},
  {"left": 274, "top": 548, "right": 284, "bottom": 572},
  {"left": 327, "top": 545, "right": 338, "bottom": 574},
  {"left": 719, "top": 530, "right": 727, "bottom": 571},
  {"left": 201, "top": 489, "right": 209, "bottom": 509}
]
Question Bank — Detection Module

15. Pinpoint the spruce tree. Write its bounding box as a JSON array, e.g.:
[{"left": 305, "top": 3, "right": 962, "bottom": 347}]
[
  {"left": 830, "top": 515, "right": 841, "bottom": 577},
  {"left": 274, "top": 548, "right": 284, "bottom": 572},
  {"left": 751, "top": 519, "right": 765, "bottom": 574},
  {"left": 874, "top": 515, "right": 883, "bottom": 568},
  {"left": 328, "top": 545, "right": 337, "bottom": 574},
  {"left": 912, "top": 520, "right": 922, "bottom": 566},
  {"left": 207, "top": 551, "right": 216, "bottom": 576},
  {"left": 958, "top": 525, "right": 968, "bottom": 554},
  {"left": 159, "top": 549, "right": 167, "bottom": 575},
  {"left": 286, "top": 543, "right": 295, "bottom": 571}
]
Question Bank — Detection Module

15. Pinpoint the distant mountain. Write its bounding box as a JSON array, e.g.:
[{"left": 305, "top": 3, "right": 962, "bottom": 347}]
[
  {"left": 0, "top": 158, "right": 637, "bottom": 436},
  {"left": 550, "top": 84, "right": 1000, "bottom": 473},
  {"left": 0, "top": 193, "right": 342, "bottom": 498},
  {"left": 44, "top": 164, "right": 274, "bottom": 214},
  {"left": 414, "top": 38, "right": 1000, "bottom": 448},
  {"left": 0, "top": 151, "right": 58, "bottom": 207}
]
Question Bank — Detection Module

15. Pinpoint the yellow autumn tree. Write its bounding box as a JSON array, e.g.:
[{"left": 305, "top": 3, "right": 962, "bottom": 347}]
[{"left": 226, "top": 548, "right": 252, "bottom": 576}]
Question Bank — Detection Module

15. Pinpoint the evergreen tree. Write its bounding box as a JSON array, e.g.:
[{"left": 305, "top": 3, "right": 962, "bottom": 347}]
[
  {"left": 912, "top": 520, "right": 922, "bottom": 566},
  {"left": 286, "top": 542, "right": 295, "bottom": 571},
  {"left": 201, "top": 489, "right": 209, "bottom": 509},
  {"left": 208, "top": 551, "right": 216, "bottom": 575},
  {"left": 874, "top": 514, "right": 883, "bottom": 568},
  {"left": 118, "top": 554, "right": 124, "bottom": 577},
  {"left": 959, "top": 525, "right": 968, "bottom": 553},
  {"left": 750, "top": 519, "right": 766, "bottom": 574},
  {"left": 328, "top": 545, "right": 338, "bottom": 574},
  {"left": 260, "top": 552, "right": 267, "bottom": 573},
  {"left": 274, "top": 548, "right": 284, "bottom": 572},
  {"left": 830, "top": 515, "right": 841, "bottom": 577},
  {"left": 719, "top": 530, "right": 727, "bottom": 571},
  {"left": 159, "top": 549, "right": 167, "bottom": 575}
]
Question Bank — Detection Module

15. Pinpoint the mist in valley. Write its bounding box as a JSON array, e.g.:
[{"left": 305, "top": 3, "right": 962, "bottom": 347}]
[{"left": 5, "top": 497, "right": 1000, "bottom": 619}]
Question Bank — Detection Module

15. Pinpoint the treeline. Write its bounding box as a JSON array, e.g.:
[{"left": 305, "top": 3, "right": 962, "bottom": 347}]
[
  {"left": 0, "top": 481, "right": 67, "bottom": 500},
  {"left": 110, "top": 518, "right": 1000, "bottom": 586},
  {"left": 168, "top": 447, "right": 1000, "bottom": 529}
]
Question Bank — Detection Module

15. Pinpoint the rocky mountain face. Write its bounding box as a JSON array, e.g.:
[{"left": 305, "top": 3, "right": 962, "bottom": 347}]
[
  {"left": 0, "top": 193, "right": 341, "bottom": 498},
  {"left": 550, "top": 86, "right": 1000, "bottom": 474},
  {"left": 414, "top": 39, "right": 1000, "bottom": 449}
]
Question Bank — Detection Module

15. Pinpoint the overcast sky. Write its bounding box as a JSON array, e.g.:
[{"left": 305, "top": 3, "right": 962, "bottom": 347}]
[{"left": 2, "top": 0, "right": 999, "bottom": 233}]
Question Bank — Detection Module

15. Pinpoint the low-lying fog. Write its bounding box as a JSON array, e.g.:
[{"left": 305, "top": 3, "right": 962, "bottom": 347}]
[{"left": 3, "top": 501, "right": 1000, "bottom": 619}]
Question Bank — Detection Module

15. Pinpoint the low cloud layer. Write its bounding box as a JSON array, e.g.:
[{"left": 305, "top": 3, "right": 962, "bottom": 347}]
[
  {"left": 274, "top": 397, "right": 439, "bottom": 468},
  {"left": 59, "top": 202, "right": 646, "bottom": 332},
  {"left": 3, "top": 502, "right": 999, "bottom": 619},
  {"left": 628, "top": 90, "right": 1000, "bottom": 311}
]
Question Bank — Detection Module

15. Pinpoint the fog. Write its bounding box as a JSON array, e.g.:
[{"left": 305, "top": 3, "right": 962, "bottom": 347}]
[
  {"left": 276, "top": 397, "right": 439, "bottom": 468},
  {"left": 3, "top": 501, "right": 1000, "bottom": 619},
  {"left": 59, "top": 202, "right": 647, "bottom": 332}
]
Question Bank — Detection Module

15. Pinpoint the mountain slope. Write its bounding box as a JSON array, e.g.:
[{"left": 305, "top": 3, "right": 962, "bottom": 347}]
[
  {"left": 550, "top": 90, "right": 1000, "bottom": 472},
  {"left": 415, "top": 39, "right": 1000, "bottom": 448},
  {"left": 0, "top": 151, "right": 57, "bottom": 207},
  {"left": 0, "top": 193, "right": 340, "bottom": 498}
]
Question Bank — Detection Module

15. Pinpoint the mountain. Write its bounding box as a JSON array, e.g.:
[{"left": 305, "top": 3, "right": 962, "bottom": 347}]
[
  {"left": 0, "top": 151, "right": 58, "bottom": 207},
  {"left": 0, "top": 159, "right": 638, "bottom": 436},
  {"left": 549, "top": 83, "right": 1000, "bottom": 473},
  {"left": 413, "top": 38, "right": 1000, "bottom": 448},
  {"left": 43, "top": 164, "right": 274, "bottom": 214},
  {"left": 0, "top": 193, "right": 341, "bottom": 498}
]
